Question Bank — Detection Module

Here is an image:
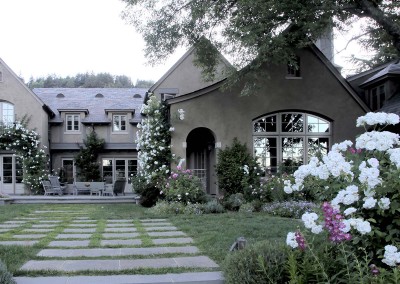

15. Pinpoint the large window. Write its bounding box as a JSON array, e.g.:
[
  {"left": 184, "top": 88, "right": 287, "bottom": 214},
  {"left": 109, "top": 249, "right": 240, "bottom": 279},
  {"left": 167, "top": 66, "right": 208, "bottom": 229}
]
[
  {"left": 0, "top": 102, "right": 14, "bottom": 126},
  {"left": 61, "top": 159, "right": 75, "bottom": 184},
  {"left": 253, "top": 112, "right": 330, "bottom": 174},
  {"left": 102, "top": 158, "right": 137, "bottom": 184},
  {"left": 369, "top": 85, "right": 385, "bottom": 111},
  {"left": 66, "top": 114, "right": 80, "bottom": 132},
  {"left": 113, "top": 114, "right": 127, "bottom": 132}
]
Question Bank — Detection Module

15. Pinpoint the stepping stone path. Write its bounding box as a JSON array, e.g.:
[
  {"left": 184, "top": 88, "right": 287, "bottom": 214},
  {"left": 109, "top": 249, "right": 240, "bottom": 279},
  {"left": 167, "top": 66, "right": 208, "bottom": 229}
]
[{"left": 0, "top": 209, "right": 223, "bottom": 283}]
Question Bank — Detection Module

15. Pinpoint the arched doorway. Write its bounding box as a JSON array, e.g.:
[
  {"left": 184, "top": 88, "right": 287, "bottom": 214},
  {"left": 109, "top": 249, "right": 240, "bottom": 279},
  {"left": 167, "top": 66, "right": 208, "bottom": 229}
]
[{"left": 186, "top": 128, "right": 216, "bottom": 195}]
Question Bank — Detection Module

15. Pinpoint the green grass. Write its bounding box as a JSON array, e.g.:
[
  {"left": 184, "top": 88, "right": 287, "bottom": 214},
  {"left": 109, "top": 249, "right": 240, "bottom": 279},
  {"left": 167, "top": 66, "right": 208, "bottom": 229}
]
[{"left": 0, "top": 203, "right": 300, "bottom": 276}]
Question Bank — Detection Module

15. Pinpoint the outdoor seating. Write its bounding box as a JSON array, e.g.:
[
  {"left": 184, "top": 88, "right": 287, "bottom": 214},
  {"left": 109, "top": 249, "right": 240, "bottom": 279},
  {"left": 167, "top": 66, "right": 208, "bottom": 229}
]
[
  {"left": 42, "top": 180, "right": 63, "bottom": 196},
  {"left": 48, "top": 176, "right": 66, "bottom": 195},
  {"left": 90, "top": 182, "right": 105, "bottom": 196},
  {"left": 73, "top": 182, "right": 91, "bottom": 195},
  {"left": 113, "top": 179, "right": 126, "bottom": 196}
]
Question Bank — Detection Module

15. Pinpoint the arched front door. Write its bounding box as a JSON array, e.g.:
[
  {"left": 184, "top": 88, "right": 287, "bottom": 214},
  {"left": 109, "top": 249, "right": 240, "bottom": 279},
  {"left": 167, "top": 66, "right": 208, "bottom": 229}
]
[{"left": 186, "top": 128, "right": 216, "bottom": 195}]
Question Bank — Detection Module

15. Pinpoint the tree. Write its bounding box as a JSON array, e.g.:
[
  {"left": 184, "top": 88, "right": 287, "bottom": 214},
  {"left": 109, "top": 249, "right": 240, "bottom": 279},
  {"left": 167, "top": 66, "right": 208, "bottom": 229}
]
[
  {"left": 122, "top": 0, "right": 400, "bottom": 81},
  {"left": 74, "top": 130, "right": 105, "bottom": 182}
]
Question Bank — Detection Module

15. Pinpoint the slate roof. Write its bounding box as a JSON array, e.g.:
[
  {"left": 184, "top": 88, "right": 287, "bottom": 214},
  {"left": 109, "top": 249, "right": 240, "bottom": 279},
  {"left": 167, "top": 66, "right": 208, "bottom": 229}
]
[
  {"left": 33, "top": 88, "right": 147, "bottom": 124},
  {"left": 360, "top": 61, "right": 400, "bottom": 87}
]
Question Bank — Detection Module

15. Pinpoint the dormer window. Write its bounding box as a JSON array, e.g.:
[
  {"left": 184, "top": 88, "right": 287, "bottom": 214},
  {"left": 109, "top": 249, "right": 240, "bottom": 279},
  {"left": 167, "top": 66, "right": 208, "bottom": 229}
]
[
  {"left": 66, "top": 114, "right": 80, "bottom": 132},
  {"left": 287, "top": 56, "right": 301, "bottom": 78},
  {"left": 0, "top": 71, "right": 3, "bottom": 82},
  {"left": 161, "top": 94, "right": 176, "bottom": 101},
  {"left": 113, "top": 114, "right": 127, "bottom": 132},
  {"left": 369, "top": 84, "right": 385, "bottom": 111}
]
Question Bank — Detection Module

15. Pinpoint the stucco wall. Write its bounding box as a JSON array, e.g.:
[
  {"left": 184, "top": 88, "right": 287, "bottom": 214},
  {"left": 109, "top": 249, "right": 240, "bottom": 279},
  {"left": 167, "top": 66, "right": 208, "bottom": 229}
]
[
  {"left": 0, "top": 61, "right": 49, "bottom": 151},
  {"left": 169, "top": 48, "right": 366, "bottom": 163}
]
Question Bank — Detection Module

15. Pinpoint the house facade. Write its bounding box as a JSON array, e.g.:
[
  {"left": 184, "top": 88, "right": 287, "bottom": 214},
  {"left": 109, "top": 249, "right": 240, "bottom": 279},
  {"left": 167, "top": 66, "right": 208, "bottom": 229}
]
[
  {"left": 151, "top": 45, "right": 370, "bottom": 195},
  {"left": 34, "top": 88, "right": 146, "bottom": 194},
  {"left": 0, "top": 58, "right": 51, "bottom": 194}
]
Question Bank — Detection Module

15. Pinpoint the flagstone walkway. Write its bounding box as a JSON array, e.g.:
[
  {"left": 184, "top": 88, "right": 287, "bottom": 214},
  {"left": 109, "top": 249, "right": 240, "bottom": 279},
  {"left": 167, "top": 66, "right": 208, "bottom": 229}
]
[{"left": 0, "top": 209, "right": 224, "bottom": 284}]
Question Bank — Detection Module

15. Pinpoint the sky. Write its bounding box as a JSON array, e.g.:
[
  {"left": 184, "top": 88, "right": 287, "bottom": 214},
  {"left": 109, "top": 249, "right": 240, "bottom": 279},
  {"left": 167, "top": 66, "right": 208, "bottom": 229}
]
[{"left": 0, "top": 0, "right": 367, "bottom": 83}]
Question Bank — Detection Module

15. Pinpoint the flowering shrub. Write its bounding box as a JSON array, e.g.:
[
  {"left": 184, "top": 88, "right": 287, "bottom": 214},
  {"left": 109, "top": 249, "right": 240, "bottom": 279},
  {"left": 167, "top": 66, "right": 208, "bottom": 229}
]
[
  {"left": 162, "top": 167, "right": 207, "bottom": 204},
  {"left": 136, "top": 94, "right": 173, "bottom": 184},
  {"left": 284, "top": 112, "right": 400, "bottom": 270},
  {"left": 0, "top": 119, "right": 48, "bottom": 194}
]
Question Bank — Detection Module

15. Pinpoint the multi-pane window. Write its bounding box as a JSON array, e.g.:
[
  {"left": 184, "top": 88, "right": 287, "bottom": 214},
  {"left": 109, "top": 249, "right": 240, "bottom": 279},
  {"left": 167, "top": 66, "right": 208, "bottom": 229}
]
[
  {"left": 369, "top": 85, "right": 385, "bottom": 111},
  {"left": 0, "top": 102, "right": 14, "bottom": 126},
  {"left": 287, "top": 56, "right": 301, "bottom": 77},
  {"left": 102, "top": 158, "right": 137, "bottom": 184},
  {"left": 113, "top": 114, "right": 127, "bottom": 132},
  {"left": 66, "top": 114, "right": 80, "bottom": 131},
  {"left": 253, "top": 112, "right": 330, "bottom": 174},
  {"left": 61, "top": 159, "right": 74, "bottom": 184}
]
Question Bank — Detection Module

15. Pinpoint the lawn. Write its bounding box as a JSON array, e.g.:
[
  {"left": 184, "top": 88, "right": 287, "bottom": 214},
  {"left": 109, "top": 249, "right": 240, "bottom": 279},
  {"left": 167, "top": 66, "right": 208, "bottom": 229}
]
[{"left": 0, "top": 203, "right": 300, "bottom": 275}]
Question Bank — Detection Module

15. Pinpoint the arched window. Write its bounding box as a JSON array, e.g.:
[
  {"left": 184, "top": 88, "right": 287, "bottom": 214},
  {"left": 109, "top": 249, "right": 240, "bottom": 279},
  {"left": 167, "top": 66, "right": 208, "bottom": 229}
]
[
  {"left": 253, "top": 112, "right": 331, "bottom": 174},
  {"left": 0, "top": 102, "right": 14, "bottom": 126}
]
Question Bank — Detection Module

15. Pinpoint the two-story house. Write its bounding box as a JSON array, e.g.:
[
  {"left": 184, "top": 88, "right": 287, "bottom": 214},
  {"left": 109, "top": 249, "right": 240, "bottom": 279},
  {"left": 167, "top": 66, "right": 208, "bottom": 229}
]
[{"left": 34, "top": 88, "right": 147, "bottom": 194}]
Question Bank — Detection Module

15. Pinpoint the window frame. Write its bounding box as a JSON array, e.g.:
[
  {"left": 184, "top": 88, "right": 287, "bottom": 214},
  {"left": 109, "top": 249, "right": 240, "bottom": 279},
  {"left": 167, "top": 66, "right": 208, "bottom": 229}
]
[
  {"left": 65, "top": 113, "right": 80, "bottom": 132},
  {"left": 0, "top": 102, "right": 14, "bottom": 126},
  {"left": 253, "top": 112, "right": 331, "bottom": 174},
  {"left": 112, "top": 114, "right": 127, "bottom": 132},
  {"left": 369, "top": 84, "right": 385, "bottom": 111},
  {"left": 286, "top": 56, "right": 301, "bottom": 78}
]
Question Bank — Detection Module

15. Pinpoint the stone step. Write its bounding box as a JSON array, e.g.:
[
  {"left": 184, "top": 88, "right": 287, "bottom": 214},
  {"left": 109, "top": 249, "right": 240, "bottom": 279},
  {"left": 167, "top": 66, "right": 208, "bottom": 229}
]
[
  {"left": 20, "top": 256, "right": 219, "bottom": 271},
  {"left": 14, "top": 271, "right": 224, "bottom": 284},
  {"left": 37, "top": 246, "right": 199, "bottom": 257}
]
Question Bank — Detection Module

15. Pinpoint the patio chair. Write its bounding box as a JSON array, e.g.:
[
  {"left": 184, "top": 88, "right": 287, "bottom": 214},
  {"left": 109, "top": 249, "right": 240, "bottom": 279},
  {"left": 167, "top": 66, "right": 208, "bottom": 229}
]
[
  {"left": 48, "top": 176, "right": 66, "bottom": 195},
  {"left": 113, "top": 178, "right": 126, "bottom": 196},
  {"left": 42, "top": 180, "right": 63, "bottom": 196}
]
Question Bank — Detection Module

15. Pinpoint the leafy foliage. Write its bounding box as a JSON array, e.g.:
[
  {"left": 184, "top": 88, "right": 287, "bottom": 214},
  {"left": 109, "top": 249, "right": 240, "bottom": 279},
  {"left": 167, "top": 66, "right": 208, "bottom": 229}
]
[
  {"left": 162, "top": 167, "right": 207, "bottom": 204},
  {"left": 0, "top": 260, "right": 16, "bottom": 284},
  {"left": 122, "top": 0, "right": 400, "bottom": 83},
  {"left": 74, "top": 130, "right": 105, "bottom": 181},
  {"left": 0, "top": 117, "right": 48, "bottom": 194},
  {"left": 216, "top": 138, "right": 261, "bottom": 198}
]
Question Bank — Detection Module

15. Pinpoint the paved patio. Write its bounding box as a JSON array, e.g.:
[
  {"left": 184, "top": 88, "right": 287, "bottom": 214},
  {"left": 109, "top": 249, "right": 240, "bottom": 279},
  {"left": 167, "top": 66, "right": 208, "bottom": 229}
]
[{"left": 0, "top": 209, "right": 224, "bottom": 284}]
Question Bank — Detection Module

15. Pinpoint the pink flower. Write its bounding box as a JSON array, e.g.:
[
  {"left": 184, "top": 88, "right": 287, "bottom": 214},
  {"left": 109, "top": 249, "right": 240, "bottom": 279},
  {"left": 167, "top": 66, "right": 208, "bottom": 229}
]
[
  {"left": 322, "top": 202, "right": 352, "bottom": 243},
  {"left": 172, "top": 173, "right": 178, "bottom": 179},
  {"left": 177, "top": 166, "right": 182, "bottom": 171},
  {"left": 295, "top": 230, "right": 307, "bottom": 251}
]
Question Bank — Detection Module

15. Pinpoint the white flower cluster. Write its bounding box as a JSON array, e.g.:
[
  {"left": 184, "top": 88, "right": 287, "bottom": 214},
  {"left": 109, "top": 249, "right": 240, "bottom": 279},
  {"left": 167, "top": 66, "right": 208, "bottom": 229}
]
[
  {"left": 341, "top": 218, "right": 372, "bottom": 235},
  {"left": 332, "top": 185, "right": 359, "bottom": 206},
  {"left": 387, "top": 148, "right": 400, "bottom": 169},
  {"left": 356, "top": 112, "right": 399, "bottom": 127},
  {"left": 302, "top": 212, "right": 323, "bottom": 234},
  {"left": 135, "top": 95, "right": 172, "bottom": 182},
  {"left": 286, "top": 232, "right": 298, "bottom": 248},
  {"left": 358, "top": 158, "right": 381, "bottom": 189},
  {"left": 243, "top": 165, "right": 249, "bottom": 175},
  {"left": 355, "top": 131, "right": 399, "bottom": 151},
  {"left": 382, "top": 245, "right": 400, "bottom": 267}
]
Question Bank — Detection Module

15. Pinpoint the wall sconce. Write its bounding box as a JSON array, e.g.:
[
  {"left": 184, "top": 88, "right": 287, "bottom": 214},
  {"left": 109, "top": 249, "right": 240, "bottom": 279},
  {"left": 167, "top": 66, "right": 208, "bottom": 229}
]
[
  {"left": 182, "top": 142, "right": 187, "bottom": 148},
  {"left": 215, "top": 142, "right": 222, "bottom": 149}
]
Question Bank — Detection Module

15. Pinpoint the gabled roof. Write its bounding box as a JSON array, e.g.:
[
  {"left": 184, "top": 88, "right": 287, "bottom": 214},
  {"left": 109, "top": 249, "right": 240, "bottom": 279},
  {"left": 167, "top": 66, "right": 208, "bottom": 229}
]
[
  {"left": 167, "top": 44, "right": 370, "bottom": 113},
  {"left": 0, "top": 57, "right": 55, "bottom": 118},
  {"left": 360, "top": 61, "right": 400, "bottom": 87},
  {"left": 34, "top": 88, "right": 147, "bottom": 124}
]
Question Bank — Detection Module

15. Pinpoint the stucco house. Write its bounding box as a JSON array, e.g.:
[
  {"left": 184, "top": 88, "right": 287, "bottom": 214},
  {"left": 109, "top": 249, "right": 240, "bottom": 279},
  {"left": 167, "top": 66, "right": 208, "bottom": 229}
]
[{"left": 5, "top": 40, "right": 398, "bottom": 196}]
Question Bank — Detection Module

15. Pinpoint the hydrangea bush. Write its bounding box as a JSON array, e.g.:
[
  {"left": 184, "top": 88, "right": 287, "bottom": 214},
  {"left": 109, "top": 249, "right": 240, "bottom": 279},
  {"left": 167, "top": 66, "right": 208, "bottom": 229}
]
[
  {"left": 285, "top": 112, "right": 400, "bottom": 270},
  {"left": 0, "top": 120, "right": 48, "bottom": 194}
]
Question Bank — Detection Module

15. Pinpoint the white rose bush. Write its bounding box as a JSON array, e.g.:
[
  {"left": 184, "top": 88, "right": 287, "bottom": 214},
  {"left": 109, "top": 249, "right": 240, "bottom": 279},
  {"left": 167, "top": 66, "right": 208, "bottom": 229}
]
[
  {"left": 0, "top": 120, "right": 48, "bottom": 194},
  {"left": 284, "top": 112, "right": 400, "bottom": 281}
]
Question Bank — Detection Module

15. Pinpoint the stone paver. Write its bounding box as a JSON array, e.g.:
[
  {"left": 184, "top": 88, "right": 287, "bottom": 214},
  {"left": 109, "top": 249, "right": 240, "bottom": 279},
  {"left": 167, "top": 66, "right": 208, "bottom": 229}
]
[
  {"left": 5, "top": 220, "right": 26, "bottom": 224},
  {"left": 23, "top": 229, "right": 53, "bottom": 233},
  {"left": 100, "top": 239, "right": 142, "bottom": 246},
  {"left": 107, "top": 219, "right": 132, "bottom": 223},
  {"left": 140, "top": 219, "right": 167, "bottom": 222},
  {"left": 104, "top": 227, "right": 137, "bottom": 232},
  {"left": 148, "top": 231, "right": 186, "bottom": 237},
  {"left": 106, "top": 223, "right": 135, "bottom": 227},
  {"left": 0, "top": 240, "right": 39, "bottom": 246},
  {"left": 13, "top": 234, "right": 46, "bottom": 239},
  {"left": 69, "top": 223, "right": 97, "bottom": 227},
  {"left": 102, "top": 232, "right": 139, "bottom": 238},
  {"left": 152, "top": 237, "right": 194, "bottom": 245},
  {"left": 0, "top": 228, "right": 11, "bottom": 233},
  {"left": 38, "top": 220, "right": 62, "bottom": 223},
  {"left": 37, "top": 246, "right": 198, "bottom": 257},
  {"left": 20, "top": 256, "right": 219, "bottom": 271},
  {"left": 63, "top": 228, "right": 96, "bottom": 233},
  {"left": 32, "top": 224, "right": 57, "bottom": 228},
  {"left": 0, "top": 224, "right": 20, "bottom": 228},
  {"left": 56, "top": 234, "right": 92, "bottom": 239},
  {"left": 14, "top": 271, "right": 224, "bottom": 284},
  {"left": 145, "top": 226, "right": 177, "bottom": 231},
  {"left": 72, "top": 220, "right": 97, "bottom": 223},
  {"left": 48, "top": 240, "right": 90, "bottom": 247},
  {"left": 142, "top": 222, "right": 173, "bottom": 226}
]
